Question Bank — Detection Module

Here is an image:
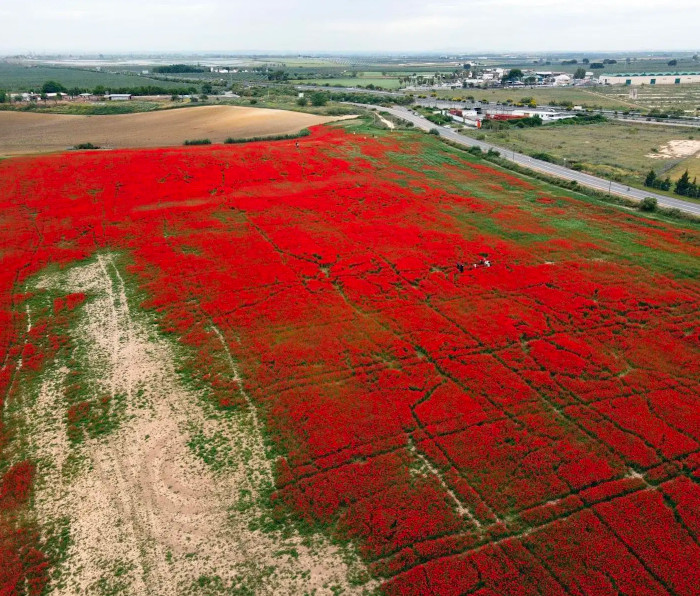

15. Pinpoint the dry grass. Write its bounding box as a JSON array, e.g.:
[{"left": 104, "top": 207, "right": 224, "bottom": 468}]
[
  {"left": 0, "top": 105, "right": 353, "bottom": 156},
  {"left": 463, "top": 121, "right": 700, "bottom": 183}
]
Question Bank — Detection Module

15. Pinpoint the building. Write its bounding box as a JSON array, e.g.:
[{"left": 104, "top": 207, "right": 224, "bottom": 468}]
[
  {"left": 484, "top": 107, "right": 577, "bottom": 122},
  {"left": 105, "top": 94, "right": 132, "bottom": 101},
  {"left": 446, "top": 107, "right": 576, "bottom": 127},
  {"left": 599, "top": 72, "right": 700, "bottom": 86},
  {"left": 448, "top": 109, "right": 482, "bottom": 127}
]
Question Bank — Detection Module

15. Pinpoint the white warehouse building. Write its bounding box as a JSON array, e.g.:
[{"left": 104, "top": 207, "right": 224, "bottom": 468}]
[{"left": 599, "top": 72, "right": 700, "bottom": 86}]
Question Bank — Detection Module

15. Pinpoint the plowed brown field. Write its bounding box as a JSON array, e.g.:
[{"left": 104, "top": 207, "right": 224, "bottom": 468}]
[{"left": 0, "top": 105, "right": 352, "bottom": 155}]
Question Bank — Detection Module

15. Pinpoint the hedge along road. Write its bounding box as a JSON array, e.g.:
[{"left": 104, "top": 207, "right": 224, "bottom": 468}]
[{"left": 373, "top": 104, "right": 700, "bottom": 217}]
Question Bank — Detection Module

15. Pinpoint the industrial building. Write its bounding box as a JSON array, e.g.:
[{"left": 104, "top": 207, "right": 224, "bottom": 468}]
[
  {"left": 598, "top": 72, "right": 700, "bottom": 86},
  {"left": 446, "top": 107, "right": 576, "bottom": 128}
]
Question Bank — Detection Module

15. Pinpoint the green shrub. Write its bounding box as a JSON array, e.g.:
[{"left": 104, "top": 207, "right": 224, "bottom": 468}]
[
  {"left": 429, "top": 128, "right": 441, "bottom": 136},
  {"left": 640, "top": 197, "right": 658, "bottom": 212},
  {"left": 310, "top": 92, "right": 328, "bottom": 107},
  {"left": 72, "top": 142, "right": 100, "bottom": 150},
  {"left": 183, "top": 139, "right": 212, "bottom": 146},
  {"left": 531, "top": 152, "right": 555, "bottom": 163},
  {"left": 224, "top": 129, "right": 310, "bottom": 144}
]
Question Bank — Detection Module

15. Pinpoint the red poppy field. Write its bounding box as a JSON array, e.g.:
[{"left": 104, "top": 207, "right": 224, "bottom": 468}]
[{"left": 0, "top": 121, "right": 699, "bottom": 594}]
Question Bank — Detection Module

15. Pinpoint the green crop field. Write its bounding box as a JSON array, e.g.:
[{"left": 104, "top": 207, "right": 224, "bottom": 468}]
[
  {"left": 0, "top": 62, "right": 188, "bottom": 91},
  {"left": 292, "top": 76, "right": 402, "bottom": 89}
]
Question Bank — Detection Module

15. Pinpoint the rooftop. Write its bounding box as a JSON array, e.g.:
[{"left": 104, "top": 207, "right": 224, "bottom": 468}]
[{"left": 603, "top": 72, "right": 700, "bottom": 77}]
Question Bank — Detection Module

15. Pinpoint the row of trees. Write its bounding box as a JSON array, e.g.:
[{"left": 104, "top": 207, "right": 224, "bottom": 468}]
[
  {"left": 673, "top": 170, "right": 700, "bottom": 198},
  {"left": 645, "top": 169, "right": 700, "bottom": 198},
  {"left": 3, "top": 80, "right": 210, "bottom": 101},
  {"left": 296, "top": 90, "right": 412, "bottom": 108},
  {"left": 152, "top": 64, "right": 208, "bottom": 73},
  {"left": 644, "top": 170, "right": 673, "bottom": 191}
]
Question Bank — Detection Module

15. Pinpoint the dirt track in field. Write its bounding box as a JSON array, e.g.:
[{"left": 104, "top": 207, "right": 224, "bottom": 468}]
[
  {"left": 21, "top": 253, "right": 373, "bottom": 595},
  {"left": 0, "top": 105, "right": 353, "bottom": 155}
]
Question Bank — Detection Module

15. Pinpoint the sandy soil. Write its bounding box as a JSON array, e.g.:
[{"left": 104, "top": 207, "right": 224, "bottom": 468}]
[
  {"left": 647, "top": 139, "right": 700, "bottom": 159},
  {"left": 0, "top": 106, "right": 354, "bottom": 155},
  {"left": 374, "top": 112, "right": 395, "bottom": 129},
  {"left": 21, "top": 252, "right": 374, "bottom": 595}
]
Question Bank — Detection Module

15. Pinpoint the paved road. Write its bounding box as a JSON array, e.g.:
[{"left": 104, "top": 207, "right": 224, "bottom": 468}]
[{"left": 376, "top": 105, "right": 700, "bottom": 217}]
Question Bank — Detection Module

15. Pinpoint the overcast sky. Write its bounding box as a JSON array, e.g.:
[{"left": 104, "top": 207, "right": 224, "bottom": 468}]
[{"left": 1, "top": 0, "right": 697, "bottom": 54}]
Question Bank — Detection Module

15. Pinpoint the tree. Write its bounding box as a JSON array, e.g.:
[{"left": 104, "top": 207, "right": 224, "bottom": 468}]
[
  {"left": 590, "top": 63, "right": 605, "bottom": 69},
  {"left": 296, "top": 96, "right": 308, "bottom": 106},
  {"left": 582, "top": 58, "right": 590, "bottom": 64},
  {"left": 267, "top": 69, "right": 288, "bottom": 82},
  {"left": 310, "top": 92, "right": 328, "bottom": 106},
  {"left": 41, "top": 80, "right": 67, "bottom": 94},
  {"left": 674, "top": 170, "right": 691, "bottom": 196},
  {"left": 40, "top": 92, "right": 48, "bottom": 104},
  {"left": 502, "top": 69, "right": 523, "bottom": 82},
  {"left": 667, "top": 59, "right": 677, "bottom": 66},
  {"left": 0, "top": 90, "right": 6, "bottom": 103},
  {"left": 201, "top": 82, "right": 213, "bottom": 95},
  {"left": 93, "top": 85, "right": 106, "bottom": 96},
  {"left": 573, "top": 67, "right": 587, "bottom": 80},
  {"left": 644, "top": 169, "right": 657, "bottom": 187}
]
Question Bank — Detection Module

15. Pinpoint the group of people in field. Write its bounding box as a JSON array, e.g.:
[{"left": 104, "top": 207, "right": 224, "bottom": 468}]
[{"left": 456, "top": 257, "right": 491, "bottom": 273}]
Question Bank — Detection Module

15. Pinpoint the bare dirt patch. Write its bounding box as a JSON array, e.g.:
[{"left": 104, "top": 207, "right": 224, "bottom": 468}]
[
  {"left": 374, "top": 112, "right": 395, "bottom": 129},
  {"left": 0, "top": 106, "right": 355, "bottom": 156},
  {"left": 19, "top": 252, "right": 374, "bottom": 595},
  {"left": 647, "top": 139, "right": 700, "bottom": 159}
]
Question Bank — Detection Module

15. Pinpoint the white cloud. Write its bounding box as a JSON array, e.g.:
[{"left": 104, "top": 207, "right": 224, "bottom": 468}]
[{"left": 0, "top": 0, "right": 697, "bottom": 53}]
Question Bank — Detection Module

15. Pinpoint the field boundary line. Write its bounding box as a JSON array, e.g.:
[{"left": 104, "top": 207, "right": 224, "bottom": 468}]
[{"left": 210, "top": 323, "right": 273, "bottom": 483}]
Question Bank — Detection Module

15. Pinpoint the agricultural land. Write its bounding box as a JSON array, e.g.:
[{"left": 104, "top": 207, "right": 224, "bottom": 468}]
[
  {"left": 0, "top": 106, "right": 351, "bottom": 156},
  {"left": 0, "top": 113, "right": 699, "bottom": 595}
]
